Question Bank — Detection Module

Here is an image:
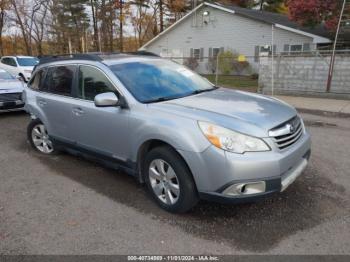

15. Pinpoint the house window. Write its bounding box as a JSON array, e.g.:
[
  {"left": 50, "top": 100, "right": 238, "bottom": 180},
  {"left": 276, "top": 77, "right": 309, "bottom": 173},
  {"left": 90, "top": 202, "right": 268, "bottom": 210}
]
[
  {"left": 283, "top": 43, "right": 311, "bottom": 54},
  {"left": 260, "top": 45, "right": 272, "bottom": 55},
  {"left": 212, "top": 48, "right": 220, "bottom": 57},
  {"left": 303, "top": 43, "right": 311, "bottom": 52},
  {"left": 193, "top": 48, "right": 201, "bottom": 59},
  {"left": 290, "top": 44, "right": 302, "bottom": 52}
]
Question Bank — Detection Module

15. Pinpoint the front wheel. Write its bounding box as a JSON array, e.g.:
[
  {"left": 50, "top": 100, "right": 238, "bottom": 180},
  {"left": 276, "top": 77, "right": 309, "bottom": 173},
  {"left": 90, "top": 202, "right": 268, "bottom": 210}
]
[
  {"left": 144, "top": 146, "right": 199, "bottom": 213},
  {"left": 27, "top": 119, "right": 57, "bottom": 154}
]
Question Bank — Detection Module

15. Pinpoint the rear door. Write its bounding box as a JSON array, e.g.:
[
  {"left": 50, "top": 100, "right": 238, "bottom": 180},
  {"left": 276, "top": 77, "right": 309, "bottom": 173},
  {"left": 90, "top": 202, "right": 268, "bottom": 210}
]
[
  {"left": 70, "top": 65, "right": 130, "bottom": 163},
  {"left": 35, "top": 65, "right": 78, "bottom": 143}
]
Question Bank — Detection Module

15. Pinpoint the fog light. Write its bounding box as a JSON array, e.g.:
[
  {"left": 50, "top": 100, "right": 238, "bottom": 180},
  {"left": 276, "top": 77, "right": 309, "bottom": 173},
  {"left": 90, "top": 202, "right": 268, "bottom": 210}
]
[{"left": 222, "top": 181, "right": 266, "bottom": 196}]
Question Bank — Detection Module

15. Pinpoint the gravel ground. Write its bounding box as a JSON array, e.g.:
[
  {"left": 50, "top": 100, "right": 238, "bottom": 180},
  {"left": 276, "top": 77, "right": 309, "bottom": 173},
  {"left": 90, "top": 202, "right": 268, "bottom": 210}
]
[{"left": 0, "top": 111, "right": 349, "bottom": 255}]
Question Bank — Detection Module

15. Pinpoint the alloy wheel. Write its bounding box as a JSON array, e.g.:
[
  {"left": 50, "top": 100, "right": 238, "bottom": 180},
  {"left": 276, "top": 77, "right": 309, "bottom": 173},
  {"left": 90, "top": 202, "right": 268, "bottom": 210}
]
[
  {"left": 148, "top": 159, "right": 180, "bottom": 205},
  {"left": 31, "top": 124, "right": 54, "bottom": 154}
]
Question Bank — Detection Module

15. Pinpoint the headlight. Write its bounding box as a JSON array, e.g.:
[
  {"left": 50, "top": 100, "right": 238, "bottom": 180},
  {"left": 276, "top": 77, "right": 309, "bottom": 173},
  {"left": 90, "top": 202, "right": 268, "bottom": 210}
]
[{"left": 198, "top": 121, "right": 270, "bottom": 154}]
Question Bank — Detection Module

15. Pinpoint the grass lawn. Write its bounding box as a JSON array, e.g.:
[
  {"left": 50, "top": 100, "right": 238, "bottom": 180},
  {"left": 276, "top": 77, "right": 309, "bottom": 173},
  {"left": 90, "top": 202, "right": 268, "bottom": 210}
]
[{"left": 203, "top": 74, "right": 258, "bottom": 93}]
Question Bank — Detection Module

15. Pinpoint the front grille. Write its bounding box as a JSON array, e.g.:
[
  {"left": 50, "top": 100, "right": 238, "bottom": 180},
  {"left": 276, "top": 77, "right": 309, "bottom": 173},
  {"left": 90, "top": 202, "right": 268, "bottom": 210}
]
[
  {"left": 270, "top": 116, "right": 303, "bottom": 150},
  {"left": 0, "top": 93, "right": 22, "bottom": 102}
]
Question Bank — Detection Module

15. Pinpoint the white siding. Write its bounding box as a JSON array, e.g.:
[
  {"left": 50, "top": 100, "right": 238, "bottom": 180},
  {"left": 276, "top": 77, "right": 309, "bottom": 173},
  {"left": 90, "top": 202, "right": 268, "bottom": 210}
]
[{"left": 143, "top": 6, "right": 314, "bottom": 65}]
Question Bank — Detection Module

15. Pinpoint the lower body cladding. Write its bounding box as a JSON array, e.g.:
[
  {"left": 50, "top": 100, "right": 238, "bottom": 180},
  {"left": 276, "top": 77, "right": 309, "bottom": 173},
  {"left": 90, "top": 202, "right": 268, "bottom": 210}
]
[{"left": 178, "top": 132, "right": 311, "bottom": 203}]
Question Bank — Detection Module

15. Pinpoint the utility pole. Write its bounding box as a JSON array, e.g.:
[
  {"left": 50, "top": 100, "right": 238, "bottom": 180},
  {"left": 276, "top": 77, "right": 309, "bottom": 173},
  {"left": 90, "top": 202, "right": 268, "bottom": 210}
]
[
  {"left": 271, "top": 24, "right": 274, "bottom": 96},
  {"left": 68, "top": 37, "right": 72, "bottom": 54},
  {"left": 326, "top": 0, "right": 347, "bottom": 92}
]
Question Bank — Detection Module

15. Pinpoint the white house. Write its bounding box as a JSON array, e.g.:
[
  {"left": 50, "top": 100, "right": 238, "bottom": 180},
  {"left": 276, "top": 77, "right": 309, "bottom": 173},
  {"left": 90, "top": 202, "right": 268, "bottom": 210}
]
[{"left": 140, "top": 2, "right": 331, "bottom": 74}]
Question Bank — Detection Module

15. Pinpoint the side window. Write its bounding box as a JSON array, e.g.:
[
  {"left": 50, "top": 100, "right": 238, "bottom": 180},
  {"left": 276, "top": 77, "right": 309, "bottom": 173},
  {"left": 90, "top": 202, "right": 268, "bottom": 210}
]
[
  {"left": 78, "top": 66, "right": 115, "bottom": 101},
  {"left": 1, "top": 58, "right": 9, "bottom": 65},
  {"left": 44, "top": 66, "right": 75, "bottom": 96},
  {"left": 28, "top": 69, "right": 46, "bottom": 91},
  {"left": 9, "top": 58, "right": 17, "bottom": 67}
]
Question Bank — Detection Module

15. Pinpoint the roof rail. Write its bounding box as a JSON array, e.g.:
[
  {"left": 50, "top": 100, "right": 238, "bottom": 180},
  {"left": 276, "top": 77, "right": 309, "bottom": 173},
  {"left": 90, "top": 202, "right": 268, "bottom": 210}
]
[
  {"left": 37, "top": 51, "right": 159, "bottom": 65},
  {"left": 38, "top": 53, "right": 103, "bottom": 65},
  {"left": 128, "top": 51, "right": 159, "bottom": 56}
]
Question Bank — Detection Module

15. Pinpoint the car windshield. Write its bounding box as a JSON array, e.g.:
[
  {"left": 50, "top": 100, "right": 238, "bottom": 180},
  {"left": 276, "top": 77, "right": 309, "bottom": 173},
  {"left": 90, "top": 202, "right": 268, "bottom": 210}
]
[
  {"left": 109, "top": 59, "right": 214, "bottom": 103},
  {"left": 0, "top": 71, "right": 14, "bottom": 80},
  {"left": 17, "top": 57, "right": 39, "bottom": 66}
]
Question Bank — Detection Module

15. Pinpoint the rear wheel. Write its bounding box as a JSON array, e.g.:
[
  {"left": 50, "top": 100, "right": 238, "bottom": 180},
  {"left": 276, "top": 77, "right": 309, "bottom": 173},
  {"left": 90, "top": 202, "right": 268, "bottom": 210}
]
[
  {"left": 144, "top": 146, "right": 199, "bottom": 213},
  {"left": 27, "top": 119, "right": 56, "bottom": 154}
]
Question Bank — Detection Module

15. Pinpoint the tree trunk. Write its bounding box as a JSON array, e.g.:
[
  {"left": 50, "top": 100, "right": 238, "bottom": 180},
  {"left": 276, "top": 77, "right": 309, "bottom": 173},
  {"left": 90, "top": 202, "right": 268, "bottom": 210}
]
[
  {"left": 119, "top": 0, "right": 123, "bottom": 52},
  {"left": 159, "top": 0, "right": 164, "bottom": 32},
  {"left": 0, "top": 9, "right": 4, "bottom": 56},
  {"left": 12, "top": 1, "right": 32, "bottom": 55},
  {"left": 259, "top": 0, "right": 264, "bottom": 11},
  {"left": 90, "top": 0, "right": 99, "bottom": 51}
]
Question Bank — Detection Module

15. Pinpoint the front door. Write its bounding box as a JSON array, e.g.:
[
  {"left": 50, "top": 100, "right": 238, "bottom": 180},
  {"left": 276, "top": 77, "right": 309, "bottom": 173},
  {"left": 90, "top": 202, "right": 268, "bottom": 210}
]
[{"left": 71, "top": 65, "right": 130, "bottom": 163}]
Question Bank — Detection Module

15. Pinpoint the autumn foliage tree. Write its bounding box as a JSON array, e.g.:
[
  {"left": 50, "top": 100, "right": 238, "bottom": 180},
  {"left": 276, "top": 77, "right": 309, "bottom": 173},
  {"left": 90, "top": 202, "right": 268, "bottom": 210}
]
[{"left": 287, "top": 0, "right": 343, "bottom": 31}]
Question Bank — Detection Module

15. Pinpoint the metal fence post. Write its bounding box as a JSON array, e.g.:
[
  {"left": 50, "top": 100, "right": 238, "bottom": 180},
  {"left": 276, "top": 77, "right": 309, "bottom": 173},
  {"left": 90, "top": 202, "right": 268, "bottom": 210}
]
[
  {"left": 215, "top": 54, "right": 219, "bottom": 86},
  {"left": 326, "top": 0, "right": 347, "bottom": 92}
]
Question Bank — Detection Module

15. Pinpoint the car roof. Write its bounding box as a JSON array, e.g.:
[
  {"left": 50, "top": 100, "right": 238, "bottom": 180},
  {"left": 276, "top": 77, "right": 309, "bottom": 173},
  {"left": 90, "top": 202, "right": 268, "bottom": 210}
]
[{"left": 36, "top": 52, "right": 159, "bottom": 68}]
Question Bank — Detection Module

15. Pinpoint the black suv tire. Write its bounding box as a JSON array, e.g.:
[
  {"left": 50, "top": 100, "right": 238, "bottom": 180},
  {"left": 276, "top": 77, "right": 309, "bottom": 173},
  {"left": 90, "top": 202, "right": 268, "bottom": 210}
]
[{"left": 144, "top": 146, "right": 199, "bottom": 213}]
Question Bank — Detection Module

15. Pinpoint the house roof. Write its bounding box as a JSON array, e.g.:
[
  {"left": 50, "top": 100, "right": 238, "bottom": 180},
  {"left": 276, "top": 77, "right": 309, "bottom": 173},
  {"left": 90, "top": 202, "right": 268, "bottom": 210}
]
[
  {"left": 141, "top": 2, "right": 332, "bottom": 49},
  {"left": 216, "top": 2, "right": 332, "bottom": 39}
]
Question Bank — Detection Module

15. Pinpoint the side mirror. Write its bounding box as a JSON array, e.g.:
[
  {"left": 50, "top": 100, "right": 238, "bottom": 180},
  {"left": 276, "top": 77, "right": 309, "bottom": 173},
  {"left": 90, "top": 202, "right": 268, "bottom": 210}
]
[{"left": 94, "top": 92, "right": 120, "bottom": 107}]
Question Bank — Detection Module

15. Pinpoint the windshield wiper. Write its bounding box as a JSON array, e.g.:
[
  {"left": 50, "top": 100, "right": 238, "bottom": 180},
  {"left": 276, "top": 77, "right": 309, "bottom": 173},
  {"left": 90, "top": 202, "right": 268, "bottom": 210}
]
[
  {"left": 145, "top": 87, "right": 219, "bottom": 104},
  {"left": 144, "top": 95, "right": 180, "bottom": 104},
  {"left": 189, "top": 86, "right": 219, "bottom": 95}
]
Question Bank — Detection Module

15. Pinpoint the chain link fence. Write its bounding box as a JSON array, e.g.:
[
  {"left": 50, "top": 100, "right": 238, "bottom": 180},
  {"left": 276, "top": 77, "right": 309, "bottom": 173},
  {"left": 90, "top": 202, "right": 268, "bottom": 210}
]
[
  {"left": 165, "top": 55, "right": 259, "bottom": 93},
  {"left": 259, "top": 50, "right": 350, "bottom": 97},
  {"left": 164, "top": 50, "right": 350, "bottom": 97}
]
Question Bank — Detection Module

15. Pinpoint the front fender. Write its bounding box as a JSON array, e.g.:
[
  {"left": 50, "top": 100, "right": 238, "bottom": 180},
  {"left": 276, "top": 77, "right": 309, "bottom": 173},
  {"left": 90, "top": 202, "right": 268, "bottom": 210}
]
[{"left": 128, "top": 108, "right": 211, "bottom": 162}]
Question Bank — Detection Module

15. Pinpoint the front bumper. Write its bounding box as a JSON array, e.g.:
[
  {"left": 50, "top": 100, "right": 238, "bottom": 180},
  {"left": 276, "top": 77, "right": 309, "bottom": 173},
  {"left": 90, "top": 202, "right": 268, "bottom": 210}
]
[
  {"left": 199, "top": 150, "right": 310, "bottom": 204},
  {"left": 178, "top": 131, "right": 311, "bottom": 203},
  {"left": 0, "top": 93, "right": 25, "bottom": 111}
]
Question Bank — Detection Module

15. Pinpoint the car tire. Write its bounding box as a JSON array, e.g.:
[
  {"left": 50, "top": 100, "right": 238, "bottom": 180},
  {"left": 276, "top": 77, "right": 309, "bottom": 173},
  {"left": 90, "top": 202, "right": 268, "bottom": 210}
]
[
  {"left": 144, "top": 146, "right": 199, "bottom": 213},
  {"left": 27, "top": 119, "right": 57, "bottom": 155}
]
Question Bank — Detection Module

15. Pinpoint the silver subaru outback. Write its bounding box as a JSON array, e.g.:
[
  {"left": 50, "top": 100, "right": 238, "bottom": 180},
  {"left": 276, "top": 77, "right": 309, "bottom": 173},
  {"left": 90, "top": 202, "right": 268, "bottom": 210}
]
[{"left": 24, "top": 53, "right": 311, "bottom": 213}]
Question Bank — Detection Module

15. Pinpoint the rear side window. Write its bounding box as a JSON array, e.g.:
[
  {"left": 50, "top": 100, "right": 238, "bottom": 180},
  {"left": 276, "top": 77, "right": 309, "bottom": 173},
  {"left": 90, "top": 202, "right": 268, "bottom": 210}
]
[
  {"left": 5, "top": 58, "right": 17, "bottom": 67},
  {"left": 29, "top": 69, "right": 46, "bottom": 91},
  {"left": 78, "top": 65, "right": 115, "bottom": 101},
  {"left": 1, "top": 58, "right": 11, "bottom": 66},
  {"left": 44, "top": 66, "right": 76, "bottom": 96}
]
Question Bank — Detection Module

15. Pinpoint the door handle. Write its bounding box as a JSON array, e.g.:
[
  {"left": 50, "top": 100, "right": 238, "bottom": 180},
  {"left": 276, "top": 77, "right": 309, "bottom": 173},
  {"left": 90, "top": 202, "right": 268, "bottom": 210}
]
[{"left": 72, "top": 107, "right": 84, "bottom": 116}]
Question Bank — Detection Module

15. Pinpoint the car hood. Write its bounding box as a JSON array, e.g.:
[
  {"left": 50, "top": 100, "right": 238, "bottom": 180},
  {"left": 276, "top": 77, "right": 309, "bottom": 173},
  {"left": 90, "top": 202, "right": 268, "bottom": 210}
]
[
  {"left": 0, "top": 80, "right": 24, "bottom": 93},
  {"left": 150, "top": 88, "right": 297, "bottom": 137}
]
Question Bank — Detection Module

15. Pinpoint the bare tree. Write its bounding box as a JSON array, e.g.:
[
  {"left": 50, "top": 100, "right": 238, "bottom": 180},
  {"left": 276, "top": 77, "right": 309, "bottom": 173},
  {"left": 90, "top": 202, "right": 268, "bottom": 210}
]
[
  {"left": 0, "top": 0, "right": 10, "bottom": 55},
  {"left": 31, "top": 0, "right": 49, "bottom": 56},
  {"left": 90, "top": 0, "right": 99, "bottom": 51}
]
